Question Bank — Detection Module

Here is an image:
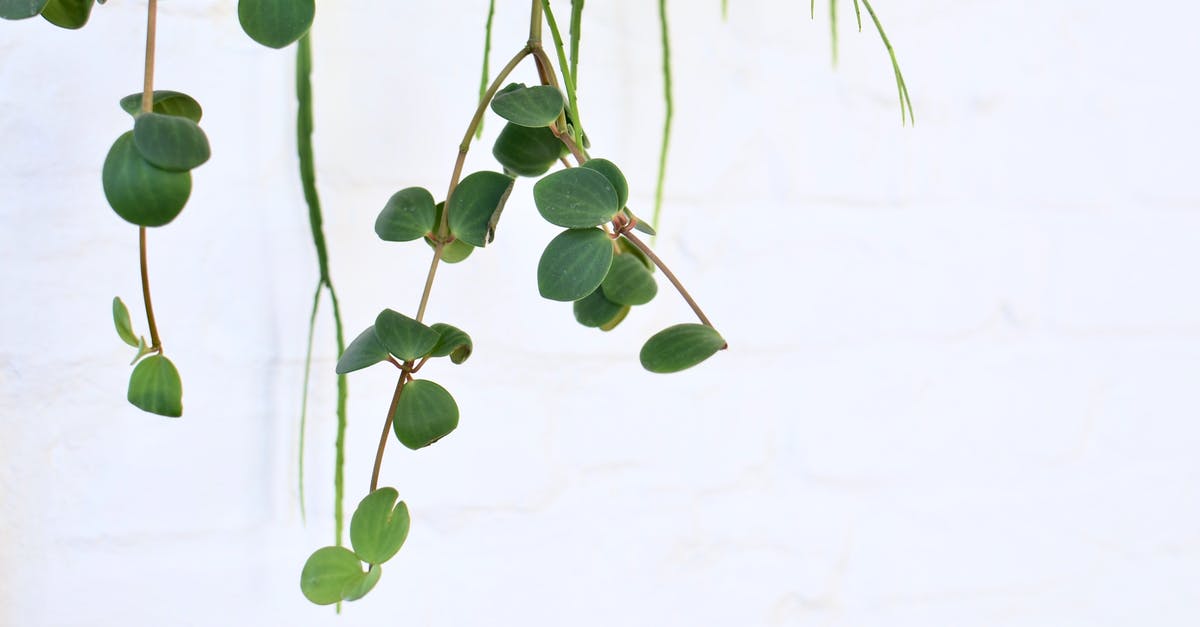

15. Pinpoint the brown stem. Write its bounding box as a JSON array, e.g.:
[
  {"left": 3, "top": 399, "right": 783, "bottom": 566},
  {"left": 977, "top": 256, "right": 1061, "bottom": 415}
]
[
  {"left": 622, "top": 230, "right": 718, "bottom": 330},
  {"left": 139, "top": 228, "right": 162, "bottom": 350},
  {"left": 141, "top": 0, "right": 157, "bottom": 113},
  {"left": 370, "top": 372, "right": 409, "bottom": 492}
]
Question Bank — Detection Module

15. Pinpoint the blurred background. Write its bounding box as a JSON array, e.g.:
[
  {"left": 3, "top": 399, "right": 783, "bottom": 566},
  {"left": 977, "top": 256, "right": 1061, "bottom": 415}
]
[{"left": 2, "top": 1, "right": 1198, "bottom": 624}]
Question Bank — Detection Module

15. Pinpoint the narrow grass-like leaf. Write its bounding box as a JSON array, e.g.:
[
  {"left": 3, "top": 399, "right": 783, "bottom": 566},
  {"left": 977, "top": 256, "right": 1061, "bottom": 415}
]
[
  {"left": 112, "top": 297, "right": 138, "bottom": 348},
  {"left": 0, "top": 0, "right": 48, "bottom": 20},
  {"left": 300, "top": 546, "right": 364, "bottom": 606},
  {"left": 640, "top": 324, "right": 726, "bottom": 373},
  {"left": 601, "top": 254, "right": 658, "bottom": 306},
  {"left": 133, "top": 112, "right": 211, "bottom": 172},
  {"left": 533, "top": 168, "right": 619, "bottom": 228},
  {"left": 335, "top": 325, "right": 391, "bottom": 375},
  {"left": 376, "top": 187, "right": 437, "bottom": 242},
  {"left": 652, "top": 0, "right": 674, "bottom": 235},
  {"left": 374, "top": 309, "right": 440, "bottom": 362},
  {"left": 475, "top": 0, "right": 496, "bottom": 140},
  {"left": 120, "top": 91, "right": 204, "bottom": 123},
  {"left": 238, "top": 0, "right": 314, "bottom": 49},
  {"left": 127, "top": 354, "right": 183, "bottom": 417},
  {"left": 569, "top": 0, "right": 584, "bottom": 91},
  {"left": 429, "top": 323, "right": 473, "bottom": 365},
  {"left": 102, "top": 131, "right": 192, "bottom": 228},
  {"left": 860, "top": 0, "right": 915, "bottom": 125},
  {"left": 491, "top": 84, "right": 564, "bottom": 128},
  {"left": 350, "top": 488, "right": 410, "bottom": 565},
  {"left": 393, "top": 380, "right": 459, "bottom": 450},
  {"left": 830, "top": 0, "right": 838, "bottom": 66},
  {"left": 298, "top": 282, "right": 320, "bottom": 522},
  {"left": 537, "top": 228, "right": 614, "bottom": 302},
  {"left": 40, "top": 0, "right": 91, "bottom": 29},
  {"left": 540, "top": 0, "right": 585, "bottom": 143},
  {"left": 853, "top": 0, "right": 863, "bottom": 31},
  {"left": 447, "top": 171, "right": 514, "bottom": 247}
]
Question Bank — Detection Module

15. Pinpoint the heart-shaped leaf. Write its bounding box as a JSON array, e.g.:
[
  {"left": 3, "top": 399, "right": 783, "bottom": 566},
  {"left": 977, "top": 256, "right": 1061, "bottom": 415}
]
[
  {"left": 376, "top": 187, "right": 437, "bottom": 242},
  {"left": 40, "top": 0, "right": 91, "bottom": 29},
  {"left": 533, "top": 168, "right": 620, "bottom": 228},
  {"left": 127, "top": 354, "right": 183, "bottom": 417},
  {"left": 447, "top": 171, "right": 514, "bottom": 247},
  {"left": 112, "top": 297, "right": 138, "bottom": 348},
  {"left": 120, "top": 91, "right": 203, "bottom": 123},
  {"left": 350, "top": 488, "right": 411, "bottom": 565},
  {"left": 133, "top": 112, "right": 211, "bottom": 172},
  {"left": 537, "top": 228, "right": 614, "bottom": 302},
  {"left": 238, "top": 0, "right": 314, "bottom": 49},
  {"left": 490, "top": 83, "right": 565, "bottom": 127},
  {"left": 601, "top": 254, "right": 658, "bottom": 306},
  {"left": 640, "top": 324, "right": 726, "bottom": 374},
  {"left": 299, "top": 546, "right": 365, "bottom": 606},
  {"left": 581, "top": 159, "right": 629, "bottom": 210},
  {"left": 335, "top": 325, "right": 391, "bottom": 375},
  {"left": 0, "top": 0, "right": 48, "bottom": 20},
  {"left": 374, "top": 309, "right": 439, "bottom": 362},
  {"left": 393, "top": 379, "right": 459, "bottom": 450},
  {"left": 429, "top": 323, "right": 473, "bottom": 364},
  {"left": 493, "top": 123, "right": 565, "bottom": 177},
  {"left": 102, "top": 131, "right": 192, "bottom": 227},
  {"left": 573, "top": 288, "right": 626, "bottom": 329}
]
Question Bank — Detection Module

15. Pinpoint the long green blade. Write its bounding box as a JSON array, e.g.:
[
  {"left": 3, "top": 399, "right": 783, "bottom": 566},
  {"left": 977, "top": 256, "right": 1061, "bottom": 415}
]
[
  {"left": 475, "top": 0, "right": 496, "bottom": 140},
  {"left": 651, "top": 0, "right": 673, "bottom": 236}
]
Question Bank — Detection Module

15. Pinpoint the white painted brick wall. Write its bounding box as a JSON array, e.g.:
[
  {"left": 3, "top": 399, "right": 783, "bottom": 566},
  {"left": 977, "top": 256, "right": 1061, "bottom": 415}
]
[{"left": 2, "top": 1, "right": 1198, "bottom": 625}]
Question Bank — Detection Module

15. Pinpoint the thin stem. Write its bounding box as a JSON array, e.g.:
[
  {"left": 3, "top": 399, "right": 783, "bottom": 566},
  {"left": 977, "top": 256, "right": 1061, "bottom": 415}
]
[
  {"left": 141, "top": 0, "right": 157, "bottom": 113},
  {"left": 414, "top": 246, "right": 443, "bottom": 323},
  {"left": 298, "top": 281, "right": 323, "bottom": 524},
  {"left": 369, "top": 374, "right": 409, "bottom": 492},
  {"left": 651, "top": 0, "right": 674, "bottom": 236},
  {"left": 622, "top": 231, "right": 717, "bottom": 329},
  {"left": 529, "top": 0, "right": 543, "bottom": 45},
  {"left": 540, "top": 0, "right": 584, "bottom": 143},
  {"left": 475, "top": 0, "right": 497, "bottom": 140},
  {"left": 138, "top": 228, "right": 161, "bottom": 349}
]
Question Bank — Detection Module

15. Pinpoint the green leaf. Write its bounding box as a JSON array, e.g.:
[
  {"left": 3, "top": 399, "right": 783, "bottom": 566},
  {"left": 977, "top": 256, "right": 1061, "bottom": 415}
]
[
  {"left": 537, "top": 228, "right": 614, "bottom": 302},
  {"left": 599, "top": 304, "right": 631, "bottom": 331},
  {"left": 429, "top": 323, "right": 473, "bottom": 364},
  {"left": 119, "top": 91, "right": 204, "bottom": 123},
  {"left": 427, "top": 236, "right": 474, "bottom": 264},
  {"left": 374, "top": 309, "right": 439, "bottom": 362},
  {"left": 40, "top": 0, "right": 91, "bottom": 29},
  {"left": 299, "top": 546, "right": 364, "bottom": 606},
  {"left": 393, "top": 379, "right": 459, "bottom": 450},
  {"left": 616, "top": 236, "right": 653, "bottom": 271},
  {"left": 581, "top": 159, "right": 629, "bottom": 210},
  {"left": 335, "top": 325, "right": 391, "bottom": 375},
  {"left": 490, "top": 83, "right": 565, "bottom": 128},
  {"left": 639, "top": 324, "right": 726, "bottom": 373},
  {"left": 448, "top": 171, "right": 514, "bottom": 247},
  {"left": 601, "top": 253, "right": 658, "bottom": 306},
  {"left": 102, "top": 131, "right": 192, "bottom": 228},
  {"left": 112, "top": 297, "right": 138, "bottom": 348},
  {"left": 341, "top": 564, "right": 381, "bottom": 602},
  {"left": 133, "top": 112, "right": 211, "bottom": 172},
  {"left": 238, "top": 0, "right": 314, "bottom": 49},
  {"left": 0, "top": 0, "right": 48, "bottom": 20},
  {"left": 376, "top": 187, "right": 437, "bottom": 242},
  {"left": 533, "top": 168, "right": 620, "bottom": 228},
  {"left": 127, "top": 354, "right": 183, "bottom": 417},
  {"left": 621, "top": 208, "right": 656, "bottom": 236},
  {"left": 573, "top": 288, "right": 625, "bottom": 329},
  {"left": 350, "top": 488, "right": 410, "bottom": 565},
  {"left": 493, "top": 123, "right": 565, "bottom": 177}
]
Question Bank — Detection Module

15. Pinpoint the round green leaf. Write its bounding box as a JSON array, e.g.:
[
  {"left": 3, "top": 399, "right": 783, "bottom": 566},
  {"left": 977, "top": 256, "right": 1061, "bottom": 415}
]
[
  {"left": 300, "top": 546, "right": 364, "bottom": 606},
  {"left": 490, "top": 83, "right": 565, "bottom": 128},
  {"left": 393, "top": 379, "right": 459, "bottom": 450},
  {"left": 429, "top": 323, "right": 473, "bottom": 365},
  {"left": 493, "top": 123, "right": 565, "bottom": 177},
  {"left": 350, "top": 488, "right": 411, "bottom": 565},
  {"left": 573, "top": 288, "right": 625, "bottom": 329},
  {"left": 133, "top": 112, "right": 211, "bottom": 172},
  {"left": 40, "top": 0, "right": 91, "bottom": 29},
  {"left": 537, "top": 228, "right": 614, "bottom": 302},
  {"left": 120, "top": 91, "right": 203, "bottom": 123},
  {"left": 127, "top": 354, "right": 183, "bottom": 417},
  {"left": 581, "top": 159, "right": 629, "bottom": 210},
  {"left": 102, "top": 131, "right": 192, "bottom": 227},
  {"left": 599, "top": 305, "right": 631, "bottom": 332},
  {"left": 112, "top": 297, "right": 138, "bottom": 348},
  {"left": 601, "top": 254, "right": 658, "bottom": 306},
  {"left": 335, "top": 325, "right": 391, "bottom": 375},
  {"left": 639, "top": 324, "right": 727, "bottom": 374},
  {"left": 448, "top": 171, "right": 514, "bottom": 247},
  {"left": 0, "top": 0, "right": 48, "bottom": 20},
  {"left": 533, "top": 168, "right": 620, "bottom": 229},
  {"left": 341, "top": 564, "right": 381, "bottom": 603},
  {"left": 426, "top": 235, "right": 474, "bottom": 264},
  {"left": 374, "top": 309, "right": 440, "bottom": 362},
  {"left": 238, "top": 0, "right": 314, "bottom": 49},
  {"left": 376, "top": 187, "right": 436, "bottom": 242}
]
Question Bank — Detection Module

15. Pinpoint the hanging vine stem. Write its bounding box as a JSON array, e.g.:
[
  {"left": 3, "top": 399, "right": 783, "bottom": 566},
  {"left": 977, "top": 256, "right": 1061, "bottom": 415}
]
[
  {"left": 138, "top": 0, "right": 162, "bottom": 352},
  {"left": 651, "top": 0, "right": 673, "bottom": 237}
]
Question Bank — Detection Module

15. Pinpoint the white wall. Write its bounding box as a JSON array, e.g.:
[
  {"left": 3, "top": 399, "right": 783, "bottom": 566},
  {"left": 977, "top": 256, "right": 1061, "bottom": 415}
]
[{"left": 3, "top": 1, "right": 1198, "bottom": 625}]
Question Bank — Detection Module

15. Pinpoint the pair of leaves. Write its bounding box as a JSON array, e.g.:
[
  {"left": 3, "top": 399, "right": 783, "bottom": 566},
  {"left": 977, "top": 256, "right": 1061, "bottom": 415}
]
[
  {"left": 301, "top": 487, "right": 412, "bottom": 605},
  {"left": 336, "top": 310, "right": 473, "bottom": 375},
  {"left": 1, "top": 0, "right": 98, "bottom": 29},
  {"left": 238, "top": 0, "right": 314, "bottom": 49},
  {"left": 103, "top": 92, "right": 210, "bottom": 227},
  {"left": 377, "top": 173, "right": 514, "bottom": 248},
  {"left": 113, "top": 297, "right": 182, "bottom": 416},
  {"left": 532, "top": 158, "right": 628, "bottom": 228}
]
